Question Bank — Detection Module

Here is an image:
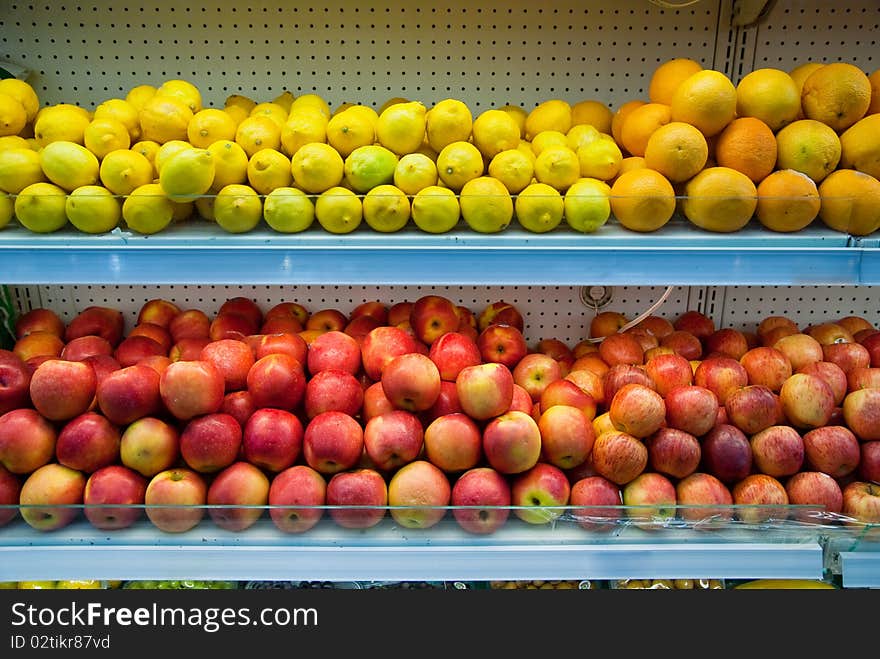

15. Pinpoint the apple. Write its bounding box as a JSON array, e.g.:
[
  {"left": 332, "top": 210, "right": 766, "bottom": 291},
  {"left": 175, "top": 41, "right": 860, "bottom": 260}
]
[
  {"left": 252, "top": 332, "right": 309, "bottom": 365},
  {"left": 306, "top": 329, "right": 362, "bottom": 375},
  {"left": 644, "top": 352, "right": 693, "bottom": 397},
  {"left": 387, "top": 459, "right": 451, "bottom": 529},
  {"left": 364, "top": 409, "right": 425, "bottom": 471},
  {"left": 217, "top": 296, "right": 263, "bottom": 330},
  {"left": 137, "top": 354, "right": 171, "bottom": 377},
  {"left": 96, "top": 363, "right": 162, "bottom": 425},
  {"left": 757, "top": 315, "right": 800, "bottom": 343},
  {"left": 83, "top": 465, "right": 148, "bottom": 530},
  {"left": 537, "top": 405, "right": 594, "bottom": 470},
  {"left": 456, "top": 362, "right": 514, "bottom": 420},
  {"left": 645, "top": 427, "right": 701, "bottom": 479},
  {"left": 858, "top": 441, "right": 880, "bottom": 482},
  {"left": 570, "top": 352, "right": 609, "bottom": 378},
  {"left": 304, "top": 368, "right": 364, "bottom": 419},
  {"left": 303, "top": 410, "right": 364, "bottom": 475},
  {"left": 477, "top": 323, "right": 528, "bottom": 369},
  {"left": 564, "top": 368, "right": 605, "bottom": 408},
  {"left": 590, "top": 430, "right": 648, "bottom": 485},
  {"left": 841, "top": 481, "right": 880, "bottom": 526},
  {"left": 206, "top": 461, "right": 270, "bottom": 532},
  {"left": 539, "top": 378, "right": 596, "bottom": 419},
  {"left": 137, "top": 298, "right": 181, "bottom": 329},
  {"left": 704, "top": 328, "right": 749, "bottom": 361},
  {"left": 60, "top": 335, "right": 113, "bottom": 362},
  {"left": 807, "top": 321, "right": 854, "bottom": 346},
  {"left": 623, "top": 327, "right": 659, "bottom": 354},
  {"left": 536, "top": 337, "right": 575, "bottom": 369},
  {"left": 265, "top": 301, "right": 309, "bottom": 328},
  {"left": 169, "top": 336, "right": 212, "bottom": 362},
  {"left": 360, "top": 325, "right": 420, "bottom": 382},
  {"left": 15, "top": 308, "right": 65, "bottom": 339},
  {"left": 65, "top": 306, "right": 125, "bottom": 347},
  {"left": 635, "top": 315, "right": 675, "bottom": 339},
  {"left": 303, "top": 308, "right": 347, "bottom": 334},
  {"left": 724, "top": 384, "right": 779, "bottom": 435},
  {"left": 55, "top": 411, "right": 120, "bottom": 474},
  {"left": 569, "top": 475, "right": 622, "bottom": 530},
  {"left": 598, "top": 332, "right": 644, "bottom": 367},
  {"left": 29, "top": 358, "right": 97, "bottom": 422},
  {"left": 119, "top": 416, "right": 180, "bottom": 478},
  {"left": 693, "top": 356, "right": 748, "bottom": 406},
  {"left": 479, "top": 300, "right": 525, "bottom": 332},
  {"left": 349, "top": 300, "right": 388, "bottom": 325},
  {"left": 0, "top": 465, "right": 22, "bottom": 526},
  {"left": 326, "top": 468, "right": 388, "bottom": 529},
  {"left": 798, "top": 360, "right": 848, "bottom": 406},
  {"left": 512, "top": 352, "right": 563, "bottom": 403},
  {"left": 19, "top": 463, "right": 87, "bottom": 531},
  {"left": 511, "top": 462, "right": 571, "bottom": 524},
  {"left": 773, "top": 333, "right": 824, "bottom": 372},
  {"left": 622, "top": 472, "right": 677, "bottom": 527},
  {"left": 750, "top": 425, "right": 805, "bottom": 478},
  {"left": 739, "top": 346, "right": 792, "bottom": 393},
  {"left": 209, "top": 312, "right": 258, "bottom": 342},
  {"left": 801, "top": 425, "right": 860, "bottom": 478},
  {"left": 674, "top": 310, "right": 715, "bottom": 341},
  {"left": 428, "top": 331, "right": 482, "bottom": 382},
  {"left": 268, "top": 465, "right": 326, "bottom": 533},
  {"left": 221, "top": 390, "right": 256, "bottom": 427},
  {"left": 114, "top": 335, "right": 166, "bottom": 368},
  {"left": 779, "top": 372, "right": 835, "bottom": 430},
  {"left": 847, "top": 366, "right": 880, "bottom": 392},
  {"left": 601, "top": 364, "right": 655, "bottom": 408},
  {"left": 732, "top": 473, "right": 789, "bottom": 524},
  {"left": 842, "top": 388, "right": 880, "bottom": 441},
  {"left": 344, "top": 315, "right": 382, "bottom": 343},
  {"left": 13, "top": 331, "right": 65, "bottom": 364},
  {"left": 675, "top": 472, "right": 734, "bottom": 524},
  {"left": 837, "top": 315, "right": 874, "bottom": 337},
  {"left": 0, "top": 349, "right": 32, "bottom": 415},
  {"left": 609, "top": 383, "right": 665, "bottom": 439},
  {"left": 482, "top": 410, "right": 542, "bottom": 475},
  {"left": 424, "top": 412, "right": 482, "bottom": 473},
  {"left": 362, "top": 381, "right": 396, "bottom": 421},
  {"left": 160, "top": 360, "right": 224, "bottom": 422},
  {"left": 822, "top": 341, "right": 870, "bottom": 376},
  {"left": 588, "top": 310, "right": 629, "bottom": 339},
  {"left": 659, "top": 330, "right": 703, "bottom": 361},
  {"left": 179, "top": 412, "right": 242, "bottom": 473},
  {"left": 451, "top": 467, "right": 511, "bottom": 535},
  {"left": 260, "top": 316, "right": 303, "bottom": 335},
  {"left": 168, "top": 309, "right": 211, "bottom": 343},
  {"left": 701, "top": 423, "right": 753, "bottom": 483},
  {"left": 860, "top": 332, "right": 880, "bottom": 367},
  {"left": 592, "top": 411, "right": 616, "bottom": 437},
  {"left": 199, "top": 338, "right": 255, "bottom": 392},
  {"left": 242, "top": 407, "right": 304, "bottom": 473},
  {"left": 246, "top": 353, "right": 306, "bottom": 412},
  {"left": 785, "top": 471, "right": 843, "bottom": 521},
  {"left": 387, "top": 301, "right": 413, "bottom": 327},
  {"left": 380, "top": 352, "right": 441, "bottom": 412},
  {"left": 409, "top": 294, "right": 460, "bottom": 346},
  {"left": 423, "top": 379, "right": 464, "bottom": 421}
]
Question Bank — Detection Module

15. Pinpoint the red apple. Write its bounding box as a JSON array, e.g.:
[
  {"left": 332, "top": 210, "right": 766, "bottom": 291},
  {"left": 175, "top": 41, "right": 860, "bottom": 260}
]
[
  {"left": 386, "top": 301, "right": 413, "bottom": 327},
  {"left": 847, "top": 366, "right": 880, "bottom": 392},
  {"left": 0, "top": 408, "right": 56, "bottom": 474},
  {"left": 536, "top": 337, "right": 574, "bottom": 367},
  {"left": 325, "top": 468, "right": 388, "bottom": 529},
  {"left": 482, "top": 410, "right": 542, "bottom": 475},
  {"left": 675, "top": 472, "right": 734, "bottom": 524},
  {"left": 364, "top": 409, "right": 424, "bottom": 471},
  {"left": 15, "top": 308, "right": 65, "bottom": 339},
  {"left": 305, "top": 308, "right": 348, "bottom": 333},
  {"left": 564, "top": 368, "right": 605, "bottom": 408},
  {"left": 598, "top": 332, "right": 644, "bottom": 367},
  {"left": 119, "top": 416, "right": 180, "bottom": 478},
  {"left": 477, "top": 323, "right": 528, "bottom": 369},
  {"left": 704, "top": 328, "right": 749, "bottom": 361},
  {"left": 591, "top": 430, "right": 648, "bottom": 485},
  {"left": 512, "top": 352, "right": 563, "bottom": 403},
  {"left": 622, "top": 472, "right": 677, "bottom": 527},
  {"left": 644, "top": 352, "right": 693, "bottom": 397},
  {"left": 209, "top": 312, "right": 258, "bottom": 342},
  {"left": 29, "top": 358, "right": 97, "bottom": 423},
  {"left": 602, "top": 363, "right": 655, "bottom": 408},
  {"left": 503, "top": 382, "right": 532, "bottom": 416},
  {"left": 773, "top": 333, "right": 824, "bottom": 372},
  {"left": 725, "top": 384, "right": 779, "bottom": 435},
  {"left": 807, "top": 321, "right": 854, "bottom": 346},
  {"left": 409, "top": 294, "right": 460, "bottom": 346},
  {"left": 199, "top": 338, "right": 255, "bottom": 392},
  {"left": 841, "top": 481, "right": 880, "bottom": 525},
  {"left": 782, "top": 471, "right": 842, "bottom": 523},
  {"left": 750, "top": 424, "right": 805, "bottom": 478},
  {"left": 265, "top": 301, "right": 309, "bottom": 328},
  {"left": 252, "top": 332, "right": 309, "bottom": 364},
  {"left": 609, "top": 383, "right": 665, "bottom": 439},
  {"left": 701, "top": 424, "right": 753, "bottom": 483},
  {"left": 798, "top": 360, "right": 848, "bottom": 406},
  {"left": 362, "top": 381, "right": 395, "bottom": 422},
  {"left": 83, "top": 465, "right": 148, "bottom": 530},
  {"left": 218, "top": 296, "right": 263, "bottom": 330},
  {"left": 822, "top": 341, "right": 870, "bottom": 376},
  {"left": 137, "top": 354, "right": 171, "bottom": 377},
  {"left": 242, "top": 407, "right": 304, "bottom": 473},
  {"left": 423, "top": 379, "right": 464, "bottom": 422},
  {"left": 349, "top": 300, "right": 388, "bottom": 324},
  {"left": 858, "top": 441, "right": 880, "bottom": 482},
  {"left": 842, "top": 388, "right": 880, "bottom": 441},
  {"left": 169, "top": 336, "right": 212, "bottom": 362},
  {"left": 779, "top": 372, "right": 835, "bottom": 430},
  {"left": 837, "top": 315, "right": 874, "bottom": 336},
  {"left": 207, "top": 461, "right": 270, "bottom": 532},
  {"left": 693, "top": 356, "right": 748, "bottom": 406},
  {"left": 380, "top": 352, "right": 441, "bottom": 412},
  {"left": 137, "top": 298, "right": 181, "bottom": 329},
  {"left": 55, "top": 411, "right": 120, "bottom": 474},
  {"left": 663, "top": 384, "right": 719, "bottom": 437},
  {"left": 307, "top": 329, "right": 361, "bottom": 375},
  {"left": 456, "top": 362, "right": 514, "bottom": 421},
  {"left": 160, "top": 359, "right": 225, "bottom": 421},
  {"left": 635, "top": 315, "right": 675, "bottom": 339},
  {"left": 659, "top": 330, "right": 703, "bottom": 361},
  {"left": 740, "top": 346, "right": 792, "bottom": 392},
  {"left": 65, "top": 306, "right": 125, "bottom": 347},
  {"left": 859, "top": 332, "right": 880, "bottom": 367},
  {"left": 571, "top": 352, "right": 609, "bottom": 377},
  {"left": 360, "top": 325, "right": 420, "bottom": 382},
  {"left": 0, "top": 348, "right": 32, "bottom": 415},
  {"left": 539, "top": 379, "right": 596, "bottom": 420},
  {"left": 451, "top": 466, "right": 511, "bottom": 534},
  {"left": 19, "top": 463, "right": 87, "bottom": 531},
  {"left": 511, "top": 462, "right": 571, "bottom": 524},
  {"left": 0, "top": 465, "right": 21, "bottom": 526},
  {"left": 428, "top": 331, "right": 482, "bottom": 382},
  {"left": 260, "top": 316, "right": 303, "bottom": 336},
  {"left": 802, "top": 425, "right": 860, "bottom": 477},
  {"left": 221, "top": 390, "right": 256, "bottom": 427},
  {"left": 569, "top": 475, "right": 622, "bottom": 530},
  {"left": 757, "top": 315, "right": 799, "bottom": 341},
  {"left": 674, "top": 310, "right": 715, "bottom": 341},
  {"left": 13, "top": 331, "right": 65, "bottom": 364},
  {"left": 96, "top": 363, "right": 161, "bottom": 425},
  {"left": 304, "top": 368, "right": 365, "bottom": 419},
  {"left": 268, "top": 465, "right": 326, "bottom": 533},
  {"left": 114, "top": 335, "right": 165, "bottom": 368},
  {"left": 246, "top": 353, "right": 306, "bottom": 412},
  {"left": 479, "top": 300, "right": 525, "bottom": 332},
  {"left": 180, "top": 412, "right": 242, "bottom": 473},
  {"left": 387, "top": 459, "right": 451, "bottom": 529},
  {"left": 588, "top": 310, "right": 629, "bottom": 339},
  {"left": 60, "top": 334, "right": 113, "bottom": 362},
  {"left": 303, "top": 410, "right": 364, "bottom": 475},
  {"left": 169, "top": 308, "right": 211, "bottom": 343},
  {"left": 623, "top": 327, "right": 659, "bottom": 354},
  {"left": 423, "top": 412, "right": 482, "bottom": 473},
  {"left": 538, "top": 404, "right": 595, "bottom": 470},
  {"left": 645, "top": 427, "right": 701, "bottom": 479},
  {"left": 732, "top": 473, "right": 789, "bottom": 524}
]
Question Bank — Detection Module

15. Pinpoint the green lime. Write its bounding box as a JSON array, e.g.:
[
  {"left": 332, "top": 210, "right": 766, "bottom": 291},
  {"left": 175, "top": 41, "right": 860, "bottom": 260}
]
[{"left": 343, "top": 144, "right": 398, "bottom": 193}]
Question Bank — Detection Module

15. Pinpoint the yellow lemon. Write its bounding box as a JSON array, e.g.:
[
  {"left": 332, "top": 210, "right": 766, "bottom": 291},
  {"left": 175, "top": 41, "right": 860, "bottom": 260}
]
[
  {"left": 99, "top": 148, "right": 154, "bottom": 195},
  {"left": 533, "top": 145, "right": 580, "bottom": 191},
  {"left": 411, "top": 185, "right": 461, "bottom": 233},
  {"left": 426, "top": 98, "right": 473, "bottom": 152},
  {"left": 222, "top": 103, "right": 249, "bottom": 127},
  {"left": 170, "top": 199, "right": 194, "bottom": 222},
  {"left": 0, "top": 191, "right": 12, "bottom": 229},
  {"left": 16, "top": 581, "right": 57, "bottom": 590},
  {"left": 363, "top": 184, "right": 411, "bottom": 232},
  {"left": 291, "top": 141, "right": 345, "bottom": 193},
  {"left": 472, "top": 108, "right": 521, "bottom": 160},
  {"left": 0, "top": 135, "right": 29, "bottom": 151},
  {"left": 0, "top": 78, "right": 39, "bottom": 123},
  {"left": 525, "top": 99, "right": 573, "bottom": 140},
  {"left": 343, "top": 144, "right": 399, "bottom": 193},
  {"left": 682, "top": 166, "right": 758, "bottom": 233},
  {"left": 65, "top": 184, "right": 121, "bottom": 234},
  {"left": 207, "top": 139, "right": 250, "bottom": 191},
  {"left": 315, "top": 186, "right": 363, "bottom": 234},
  {"left": 436, "top": 140, "right": 484, "bottom": 191},
  {"left": 839, "top": 113, "right": 880, "bottom": 180},
  {"left": 566, "top": 123, "right": 602, "bottom": 152},
  {"left": 225, "top": 93, "right": 257, "bottom": 114},
  {"left": 55, "top": 580, "right": 103, "bottom": 590},
  {"left": 249, "top": 101, "right": 289, "bottom": 128},
  {"left": 138, "top": 95, "right": 193, "bottom": 144},
  {"left": 775, "top": 119, "right": 841, "bottom": 183},
  {"left": 0, "top": 147, "right": 45, "bottom": 193},
  {"left": 326, "top": 106, "right": 376, "bottom": 158},
  {"left": 498, "top": 104, "right": 528, "bottom": 138},
  {"left": 487, "top": 148, "right": 534, "bottom": 194},
  {"left": 247, "top": 147, "right": 292, "bottom": 195},
  {"left": 378, "top": 96, "right": 409, "bottom": 114},
  {"left": 93, "top": 97, "right": 141, "bottom": 142},
  {"left": 577, "top": 136, "right": 624, "bottom": 181},
  {"left": 214, "top": 183, "right": 263, "bottom": 233},
  {"left": 187, "top": 108, "right": 238, "bottom": 148},
  {"left": 235, "top": 115, "right": 282, "bottom": 158},
  {"left": 280, "top": 107, "right": 329, "bottom": 157},
  {"left": 122, "top": 182, "right": 174, "bottom": 234},
  {"left": 83, "top": 117, "right": 131, "bottom": 159},
  {"left": 393, "top": 152, "right": 438, "bottom": 195},
  {"left": 125, "top": 84, "right": 157, "bottom": 112},
  {"left": 194, "top": 195, "right": 215, "bottom": 221},
  {"left": 131, "top": 139, "right": 161, "bottom": 177},
  {"left": 459, "top": 175, "right": 513, "bottom": 233},
  {"left": 564, "top": 177, "right": 612, "bottom": 233},
  {"left": 272, "top": 90, "right": 296, "bottom": 113},
  {"left": 263, "top": 186, "right": 315, "bottom": 233},
  {"left": 571, "top": 99, "right": 614, "bottom": 134},
  {"left": 39, "top": 140, "right": 100, "bottom": 191},
  {"left": 156, "top": 78, "right": 203, "bottom": 113},
  {"left": 159, "top": 147, "right": 216, "bottom": 201},
  {"left": 289, "top": 93, "right": 331, "bottom": 120},
  {"left": 33, "top": 104, "right": 91, "bottom": 146},
  {"left": 154, "top": 139, "right": 194, "bottom": 174},
  {"left": 515, "top": 182, "right": 564, "bottom": 233},
  {"left": 517, "top": 139, "right": 537, "bottom": 163},
  {"left": 0, "top": 93, "right": 27, "bottom": 137},
  {"left": 376, "top": 101, "right": 427, "bottom": 155},
  {"left": 531, "top": 130, "right": 569, "bottom": 156},
  {"left": 14, "top": 181, "right": 68, "bottom": 233}
]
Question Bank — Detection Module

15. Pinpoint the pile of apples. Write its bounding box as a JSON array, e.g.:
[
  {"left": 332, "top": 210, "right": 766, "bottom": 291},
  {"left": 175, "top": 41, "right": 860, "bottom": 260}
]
[{"left": 1, "top": 292, "right": 879, "bottom": 538}]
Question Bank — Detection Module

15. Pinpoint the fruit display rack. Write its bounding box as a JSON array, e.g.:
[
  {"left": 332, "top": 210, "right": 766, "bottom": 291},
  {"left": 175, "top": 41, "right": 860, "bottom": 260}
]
[{"left": 2, "top": 0, "right": 880, "bottom": 587}]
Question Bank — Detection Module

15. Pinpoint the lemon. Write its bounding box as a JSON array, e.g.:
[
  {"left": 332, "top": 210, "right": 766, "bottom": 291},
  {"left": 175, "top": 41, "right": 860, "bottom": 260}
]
[
  {"left": 564, "top": 177, "right": 612, "bottom": 232},
  {"left": 363, "top": 184, "right": 411, "bottom": 232},
  {"left": 515, "top": 182, "right": 564, "bottom": 233},
  {"left": 125, "top": 84, "right": 157, "bottom": 112},
  {"left": 525, "top": 99, "right": 573, "bottom": 140},
  {"left": 171, "top": 199, "right": 195, "bottom": 222},
  {"left": 122, "top": 182, "right": 174, "bottom": 234},
  {"left": 342, "top": 144, "right": 398, "bottom": 193},
  {"left": 0, "top": 147, "right": 45, "bottom": 193},
  {"left": 566, "top": 124, "right": 602, "bottom": 152},
  {"left": 488, "top": 148, "right": 534, "bottom": 194},
  {"left": 99, "top": 148, "right": 154, "bottom": 195},
  {"left": 0, "top": 79, "right": 40, "bottom": 123},
  {"left": 223, "top": 103, "right": 249, "bottom": 127},
  {"left": 153, "top": 139, "right": 193, "bottom": 174},
  {"left": 138, "top": 95, "right": 193, "bottom": 144},
  {"left": 194, "top": 195, "right": 215, "bottom": 221},
  {"left": 156, "top": 79, "right": 203, "bottom": 113},
  {"left": 207, "top": 139, "right": 249, "bottom": 191},
  {"left": 0, "top": 135, "right": 29, "bottom": 151},
  {"left": 459, "top": 175, "right": 513, "bottom": 233},
  {"left": 159, "top": 147, "right": 216, "bottom": 201},
  {"left": 378, "top": 96, "right": 410, "bottom": 114},
  {"left": 65, "top": 185, "right": 121, "bottom": 234},
  {"left": 33, "top": 104, "right": 91, "bottom": 146},
  {"left": 436, "top": 140, "right": 484, "bottom": 191},
  {"left": 517, "top": 139, "right": 538, "bottom": 163},
  {"left": 187, "top": 108, "right": 238, "bottom": 148},
  {"left": 289, "top": 93, "right": 332, "bottom": 120},
  {"left": 93, "top": 98, "right": 141, "bottom": 142},
  {"left": 247, "top": 147, "right": 292, "bottom": 195},
  {"left": 472, "top": 108, "right": 521, "bottom": 160},
  {"left": 83, "top": 117, "right": 131, "bottom": 159},
  {"left": 39, "top": 140, "right": 100, "bottom": 191},
  {"left": 326, "top": 106, "right": 376, "bottom": 158},
  {"left": 225, "top": 93, "right": 257, "bottom": 115},
  {"left": 411, "top": 185, "right": 461, "bottom": 233},
  {"left": 291, "top": 141, "right": 345, "bottom": 194},
  {"left": 376, "top": 101, "right": 427, "bottom": 156},
  {"left": 426, "top": 98, "right": 473, "bottom": 152},
  {"left": 250, "top": 102, "right": 288, "bottom": 128},
  {"left": 263, "top": 186, "right": 315, "bottom": 233},
  {"left": 498, "top": 104, "right": 528, "bottom": 138},
  {"left": 534, "top": 145, "right": 580, "bottom": 191},
  {"left": 315, "top": 186, "right": 363, "bottom": 234},
  {"left": 14, "top": 182, "right": 68, "bottom": 233},
  {"left": 577, "top": 136, "right": 623, "bottom": 181},
  {"left": 16, "top": 581, "right": 57, "bottom": 589},
  {"left": 571, "top": 99, "right": 614, "bottom": 134},
  {"left": 530, "top": 130, "right": 569, "bottom": 156},
  {"left": 272, "top": 90, "right": 296, "bottom": 113},
  {"left": 280, "top": 107, "right": 329, "bottom": 157},
  {"left": 55, "top": 580, "right": 103, "bottom": 590},
  {"left": 0, "top": 93, "right": 27, "bottom": 137},
  {"left": 393, "top": 152, "right": 438, "bottom": 195},
  {"left": 0, "top": 191, "right": 13, "bottom": 229},
  {"left": 235, "top": 115, "right": 282, "bottom": 158},
  {"left": 131, "top": 139, "right": 161, "bottom": 177},
  {"left": 214, "top": 183, "right": 263, "bottom": 233}
]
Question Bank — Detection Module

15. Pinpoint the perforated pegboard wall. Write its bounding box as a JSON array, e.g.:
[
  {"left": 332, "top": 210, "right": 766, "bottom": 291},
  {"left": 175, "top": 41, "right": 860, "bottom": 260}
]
[{"left": 0, "top": 0, "right": 729, "bottom": 111}]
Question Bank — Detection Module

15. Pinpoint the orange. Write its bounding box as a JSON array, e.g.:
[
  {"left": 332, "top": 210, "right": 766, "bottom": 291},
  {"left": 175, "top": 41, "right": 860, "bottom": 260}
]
[
  {"left": 643, "top": 121, "right": 708, "bottom": 183},
  {"left": 670, "top": 69, "right": 737, "bottom": 137},
  {"left": 682, "top": 166, "right": 758, "bottom": 233},
  {"left": 839, "top": 113, "right": 880, "bottom": 179},
  {"left": 817, "top": 168, "right": 880, "bottom": 236},
  {"left": 789, "top": 62, "right": 825, "bottom": 118},
  {"left": 869, "top": 68, "right": 880, "bottom": 115},
  {"left": 775, "top": 119, "right": 841, "bottom": 183},
  {"left": 611, "top": 99, "right": 646, "bottom": 147},
  {"left": 648, "top": 58, "right": 704, "bottom": 105},
  {"left": 714, "top": 117, "right": 777, "bottom": 184},
  {"left": 801, "top": 62, "right": 872, "bottom": 132},
  {"left": 735, "top": 68, "right": 801, "bottom": 132},
  {"left": 571, "top": 99, "right": 614, "bottom": 134},
  {"left": 619, "top": 102, "right": 671, "bottom": 158},
  {"left": 609, "top": 168, "right": 676, "bottom": 232},
  {"left": 755, "top": 169, "right": 821, "bottom": 233}
]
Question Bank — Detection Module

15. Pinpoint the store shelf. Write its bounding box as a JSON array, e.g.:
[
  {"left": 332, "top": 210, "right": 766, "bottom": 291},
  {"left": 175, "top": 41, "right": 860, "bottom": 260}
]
[{"left": 0, "top": 217, "right": 860, "bottom": 286}]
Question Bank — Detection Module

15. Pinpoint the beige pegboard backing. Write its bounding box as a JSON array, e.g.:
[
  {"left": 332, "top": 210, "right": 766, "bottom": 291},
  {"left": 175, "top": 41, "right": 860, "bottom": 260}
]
[{"left": 1, "top": 0, "right": 729, "bottom": 111}]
